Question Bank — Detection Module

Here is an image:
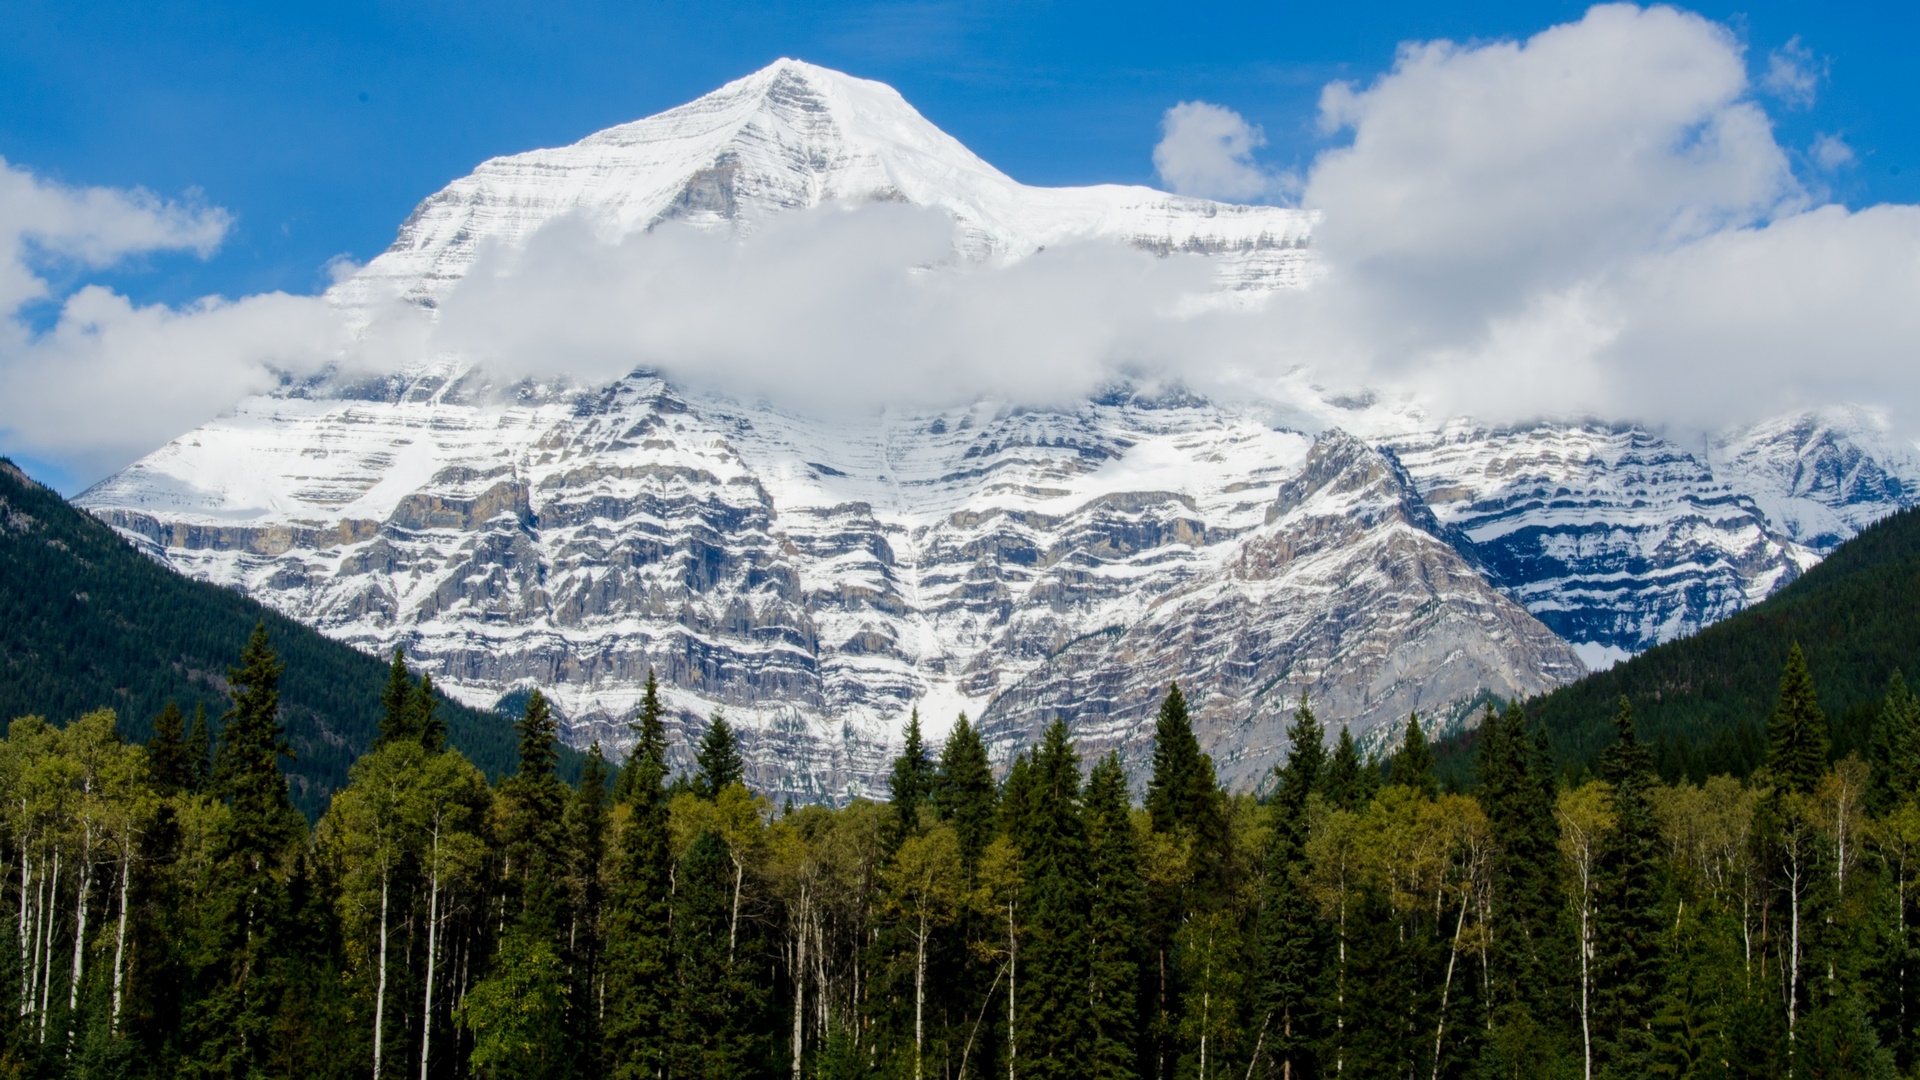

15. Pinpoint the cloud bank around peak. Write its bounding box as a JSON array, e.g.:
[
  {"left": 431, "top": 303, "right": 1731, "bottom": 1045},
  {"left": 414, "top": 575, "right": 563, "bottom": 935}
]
[{"left": 7, "top": 3, "right": 1920, "bottom": 487}]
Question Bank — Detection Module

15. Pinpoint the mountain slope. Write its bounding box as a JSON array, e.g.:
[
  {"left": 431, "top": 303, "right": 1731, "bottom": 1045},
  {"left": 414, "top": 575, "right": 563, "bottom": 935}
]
[
  {"left": 1520, "top": 503, "right": 1920, "bottom": 779},
  {"left": 0, "top": 460, "right": 540, "bottom": 818}
]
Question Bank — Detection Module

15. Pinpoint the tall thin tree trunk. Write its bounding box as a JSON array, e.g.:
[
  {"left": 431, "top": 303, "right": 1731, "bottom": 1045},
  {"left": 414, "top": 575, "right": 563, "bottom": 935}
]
[
  {"left": 38, "top": 849, "right": 59, "bottom": 1040},
  {"left": 112, "top": 850, "right": 129, "bottom": 1029},
  {"left": 1578, "top": 857, "right": 1593, "bottom": 1080},
  {"left": 17, "top": 844, "right": 31, "bottom": 1019},
  {"left": 1433, "top": 893, "right": 1469, "bottom": 1080},
  {"left": 67, "top": 832, "right": 93, "bottom": 1051},
  {"left": 1008, "top": 900, "right": 1017, "bottom": 1080},
  {"left": 729, "top": 854, "right": 743, "bottom": 964},
  {"left": 422, "top": 830, "right": 441, "bottom": 1080},
  {"left": 1788, "top": 856, "right": 1802, "bottom": 1042},
  {"left": 791, "top": 887, "right": 808, "bottom": 1080},
  {"left": 914, "top": 911, "right": 928, "bottom": 1080},
  {"left": 375, "top": 870, "right": 390, "bottom": 1079}
]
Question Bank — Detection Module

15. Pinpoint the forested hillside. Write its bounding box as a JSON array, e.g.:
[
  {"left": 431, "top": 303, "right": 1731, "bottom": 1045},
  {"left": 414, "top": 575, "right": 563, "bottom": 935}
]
[
  {"left": 1440, "top": 504, "right": 1920, "bottom": 785},
  {"left": 0, "top": 459, "right": 542, "bottom": 816}
]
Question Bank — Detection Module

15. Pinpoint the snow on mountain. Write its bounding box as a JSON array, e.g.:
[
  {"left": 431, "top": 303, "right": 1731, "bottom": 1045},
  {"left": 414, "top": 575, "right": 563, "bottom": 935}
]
[
  {"left": 76, "top": 60, "right": 1920, "bottom": 795},
  {"left": 1710, "top": 407, "right": 1920, "bottom": 553},
  {"left": 331, "top": 58, "right": 1314, "bottom": 322}
]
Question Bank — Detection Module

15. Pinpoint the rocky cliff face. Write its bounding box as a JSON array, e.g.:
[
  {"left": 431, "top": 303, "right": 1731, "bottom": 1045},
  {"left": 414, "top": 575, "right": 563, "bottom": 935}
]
[{"left": 77, "top": 61, "right": 1920, "bottom": 796}]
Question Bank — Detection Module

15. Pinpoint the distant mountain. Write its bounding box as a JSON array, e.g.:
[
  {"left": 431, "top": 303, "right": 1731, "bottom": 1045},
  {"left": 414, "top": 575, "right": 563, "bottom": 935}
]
[
  {"left": 74, "top": 60, "right": 1920, "bottom": 796},
  {"left": 0, "top": 460, "right": 542, "bottom": 818},
  {"left": 1511, "top": 503, "right": 1920, "bottom": 781}
]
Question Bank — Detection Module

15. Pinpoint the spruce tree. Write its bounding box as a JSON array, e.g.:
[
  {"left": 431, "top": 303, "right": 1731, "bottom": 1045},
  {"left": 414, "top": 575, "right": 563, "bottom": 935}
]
[
  {"left": 147, "top": 701, "right": 192, "bottom": 794},
  {"left": 1253, "top": 700, "right": 1325, "bottom": 1078},
  {"left": 933, "top": 712, "right": 997, "bottom": 871},
  {"left": 669, "top": 830, "right": 765, "bottom": 1078},
  {"left": 1765, "top": 642, "right": 1829, "bottom": 795},
  {"left": 1869, "top": 670, "right": 1920, "bottom": 815},
  {"left": 1084, "top": 753, "right": 1143, "bottom": 1080},
  {"left": 191, "top": 622, "right": 304, "bottom": 1077},
  {"left": 411, "top": 672, "right": 447, "bottom": 754},
  {"left": 694, "top": 712, "right": 745, "bottom": 798},
  {"left": 1390, "top": 712, "right": 1436, "bottom": 798},
  {"left": 505, "top": 689, "right": 568, "bottom": 938},
  {"left": 567, "top": 742, "right": 610, "bottom": 1069},
  {"left": 1146, "top": 683, "right": 1212, "bottom": 835},
  {"left": 1324, "top": 725, "right": 1372, "bottom": 812},
  {"left": 1591, "top": 697, "right": 1665, "bottom": 1073},
  {"left": 603, "top": 671, "right": 676, "bottom": 1080},
  {"left": 186, "top": 702, "right": 213, "bottom": 794},
  {"left": 377, "top": 646, "right": 415, "bottom": 746},
  {"left": 1476, "top": 703, "right": 1571, "bottom": 1046},
  {"left": 1015, "top": 720, "right": 1092, "bottom": 1079},
  {"left": 890, "top": 708, "right": 933, "bottom": 844}
]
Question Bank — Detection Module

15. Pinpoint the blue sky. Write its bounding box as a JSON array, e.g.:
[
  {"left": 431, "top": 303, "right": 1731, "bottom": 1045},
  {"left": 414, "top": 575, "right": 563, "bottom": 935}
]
[{"left": 1, "top": 0, "right": 1907, "bottom": 311}]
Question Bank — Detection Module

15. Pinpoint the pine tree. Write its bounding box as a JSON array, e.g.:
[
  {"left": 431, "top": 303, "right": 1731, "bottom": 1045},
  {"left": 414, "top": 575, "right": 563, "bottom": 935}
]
[
  {"left": 933, "top": 712, "right": 997, "bottom": 871},
  {"left": 603, "top": 671, "right": 676, "bottom": 1080},
  {"left": 567, "top": 742, "right": 610, "bottom": 1071},
  {"left": 1869, "top": 670, "right": 1920, "bottom": 815},
  {"left": 890, "top": 708, "right": 933, "bottom": 844},
  {"left": 1765, "top": 643, "right": 1829, "bottom": 795},
  {"left": 505, "top": 689, "right": 569, "bottom": 939},
  {"left": 186, "top": 701, "right": 213, "bottom": 794},
  {"left": 189, "top": 622, "right": 305, "bottom": 1078},
  {"left": 377, "top": 647, "right": 415, "bottom": 746},
  {"left": 1323, "top": 725, "right": 1372, "bottom": 812},
  {"left": 1252, "top": 699, "right": 1325, "bottom": 1078},
  {"left": 1084, "top": 753, "right": 1143, "bottom": 1080},
  {"left": 147, "top": 701, "right": 192, "bottom": 794},
  {"left": 1015, "top": 720, "right": 1092, "bottom": 1079},
  {"left": 670, "top": 830, "right": 765, "bottom": 1078},
  {"left": 1476, "top": 703, "right": 1571, "bottom": 1049},
  {"left": 1146, "top": 683, "right": 1214, "bottom": 837},
  {"left": 1590, "top": 697, "right": 1665, "bottom": 1074},
  {"left": 694, "top": 712, "right": 745, "bottom": 798},
  {"left": 1390, "top": 712, "right": 1436, "bottom": 798},
  {"left": 411, "top": 672, "right": 446, "bottom": 754}
]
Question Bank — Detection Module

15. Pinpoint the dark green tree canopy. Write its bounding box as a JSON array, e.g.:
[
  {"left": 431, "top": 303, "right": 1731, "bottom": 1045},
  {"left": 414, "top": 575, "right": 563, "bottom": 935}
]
[
  {"left": 1765, "top": 642, "right": 1830, "bottom": 794},
  {"left": 1390, "top": 711, "right": 1436, "bottom": 798},
  {"left": 693, "top": 712, "right": 745, "bottom": 798}
]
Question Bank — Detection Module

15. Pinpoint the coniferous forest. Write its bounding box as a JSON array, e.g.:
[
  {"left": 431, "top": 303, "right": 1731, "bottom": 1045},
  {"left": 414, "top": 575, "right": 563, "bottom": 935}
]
[{"left": 6, "top": 620, "right": 1920, "bottom": 1080}]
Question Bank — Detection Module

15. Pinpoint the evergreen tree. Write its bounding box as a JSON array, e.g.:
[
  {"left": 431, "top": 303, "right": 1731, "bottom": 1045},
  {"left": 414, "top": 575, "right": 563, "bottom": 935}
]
[
  {"left": 147, "top": 700, "right": 192, "bottom": 794},
  {"left": 1146, "top": 683, "right": 1216, "bottom": 838},
  {"left": 1390, "top": 711, "right": 1436, "bottom": 798},
  {"left": 1015, "top": 720, "right": 1092, "bottom": 1079},
  {"left": 669, "top": 830, "right": 765, "bottom": 1078},
  {"left": 693, "top": 712, "right": 745, "bottom": 798},
  {"left": 567, "top": 742, "right": 610, "bottom": 1071},
  {"left": 1869, "top": 670, "right": 1920, "bottom": 815},
  {"left": 603, "top": 671, "right": 676, "bottom": 1080},
  {"left": 1323, "top": 725, "right": 1373, "bottom": 812},
  {"left": 890, "top": 708, "right": 933, "bottom": 844},
  {"left": 1765, "top": 642, "right": 1829, "bottom": 795},
  {"left": 1252, "top": 699, "right": 1325, "bottom": 1078},
  {"left": 377, "top": 646, "right": 415, "bottom": 746},
  {"left": 505, "top": 689, "right": 569, "bottom": 939},
  {"left": 190, "top": 622, "right": 305, "bottom": 1078},
  {"left": 1591, "top": 697, "right": 1665, "bottom": 1074},
  {"left": 933, "top": 711, "right": 997, "bottom": 871},
  {"left": 411, "top": 672, "right": 447, "bottom": 754},
  {"left": 186, "top": 701, "right": 213, "bottom": 793},
  {"left": 1476, "top": 703, "right": 1571, "bottom": 1049},
  {"left": 1084, "top": 753, "right": 1143, "bottom": 1080}
]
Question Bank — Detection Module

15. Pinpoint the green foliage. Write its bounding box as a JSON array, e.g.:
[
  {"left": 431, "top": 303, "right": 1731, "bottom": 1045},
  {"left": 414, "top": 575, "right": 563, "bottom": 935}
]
[
  {"left": 1391, "top": 711, "right": 1437, "bottom": 798},
  {"left": 693, "top": 712, "right": 744, "bottom": 799},
  {"left": 933, "top": 711, "right": 996, "bottom": 870},
  {"left": 1764, "top": 643, "right": 1830, "bottom": 795},
  {"left": 0, "top": 459, "right": 552, "bottom": 817},
  {"left": 461, "top": 929, "right": 571, "bottom": 1080},
  {"left": 889, "top": 708, "right": 932, "bottom": 846},
  {"left": 1085, "top": 754, "right": 1143, "bottom": 1080},
  {"left": 1522, "top": 505, "right": 1920, "bottom": 783}
]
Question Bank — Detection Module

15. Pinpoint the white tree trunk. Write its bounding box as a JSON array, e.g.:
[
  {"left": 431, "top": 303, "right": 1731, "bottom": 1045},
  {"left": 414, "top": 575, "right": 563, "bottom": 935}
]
[
  {"left": 38, "top": 849, "right": 60, "bottom": 1040},
  {"left": 915, "top": 911, "right": 928, "bottom": 1080},
  {"left": 17, "top": 844, "right": 31, "bottom": 1019},
  {"left": 1789, "top": 856, "right": 1802, "bottom": 1041},
  {"left": 67, "top": 831, "right": 94, "bottom": 1050},
  {"left": 1434, "top": 894, "right": 1469, "bottom": 1080},
  {"left": 729, "top": 855, "right": 744, "bottom": 964},
  {"left": 375, "top": 870, "right": 390, "bottom": 1079},
  {"left": 112, "top": 851, "right": 130, "bottom": 1029},
  {"left": 1008, "top": 900, "right": 1016, "bottom": 1080},
  {"left": 421, "top": 831, "right": 441, "bottom": 1080},
  {"left": 790, "top": 886, "right": 808, "bottom": 1080}
]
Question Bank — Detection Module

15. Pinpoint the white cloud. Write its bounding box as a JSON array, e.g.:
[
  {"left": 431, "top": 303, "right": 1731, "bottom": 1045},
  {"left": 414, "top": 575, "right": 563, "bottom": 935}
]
[
  {"left": 0, "top": 158, "right": 336, "bottom": 479},
  {"left": 1152, "top": 101, "right": 1276, "bottom": 201},
  {"left": 11, "top": 3, "right": 1920, "bottom": 485},
  {"left": 1761, "top": 36, "right": 1820, "bottom": 108},
  {"left": 1811, "top": 133, "right": 1855, "bottom": 171}
]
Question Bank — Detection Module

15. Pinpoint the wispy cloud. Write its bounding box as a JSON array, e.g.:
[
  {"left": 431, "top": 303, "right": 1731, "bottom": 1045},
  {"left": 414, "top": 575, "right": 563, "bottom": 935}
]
[{"left": 1152, "top": 101, "right": 1282, "bottom": 201}]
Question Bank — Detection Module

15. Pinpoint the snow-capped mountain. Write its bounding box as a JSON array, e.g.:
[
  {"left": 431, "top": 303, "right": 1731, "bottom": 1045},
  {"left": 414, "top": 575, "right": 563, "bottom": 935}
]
[{"left": 78, "top": 60, "right": 1920, "bottom": 797}]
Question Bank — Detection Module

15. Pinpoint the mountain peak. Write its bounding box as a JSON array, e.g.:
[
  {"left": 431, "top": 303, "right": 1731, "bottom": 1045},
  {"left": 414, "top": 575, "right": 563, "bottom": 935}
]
[{"left": 329, "top": 62, "right": 1317, "bottom": 317}]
